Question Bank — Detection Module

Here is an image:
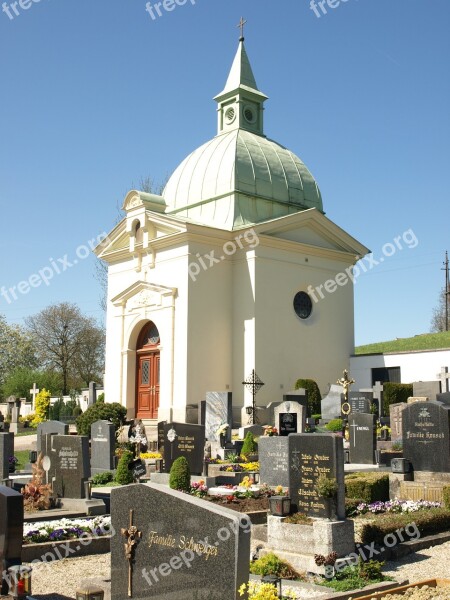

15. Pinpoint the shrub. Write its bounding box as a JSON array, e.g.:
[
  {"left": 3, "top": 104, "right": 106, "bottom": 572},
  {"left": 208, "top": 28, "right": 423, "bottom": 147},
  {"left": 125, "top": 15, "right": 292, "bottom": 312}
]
[
  {"left": 325, "top": 418, "right": 343, "bottom": 432},
  {"left": 97, "top": 393, "right": 105, "bottom": 403},
  {"left": 72, "top": 405, "right": 82, "bottom": 417},
  {"left": 383, "top": 382, "right": 413, "bottom": 414},
  {"left": 91, "top": 471, "right": 114, "bottom": 485},
  {"left": 169, "top": 456, "right": 191, "bottom": 492},
  {"left": 76, "top": 402, "right": 127, "bottom": 436},
  {"left": 31, "top": 389, "right": 51, "bottom": 427},
  {"left": 295, "top": 378, "right": 321, "bottom": 415},
  {"left": 345, "top": 473, "right": 389, "bottom": 503},
  {"left": 49, "top": 397, "right": 63, "bottom": 421},
  {"left": 114, "top": 450, "right": 134, "bottom": 485},
  {"left": 284, "top": 513, "right": 313, "bottom": 525},
  {"left": 241, "top": 432, "right": 258, "bottom": 458},
  {"left": 359, "top": 509, "right": 450, "bottom": 545},
  {"left": 315, "top": 474, "right": 338, "bottom": 498},
  {"left": 443, "top": 486, "right": 450, "bottom": 510},
  {"left": 250, "top": 552, "right": 302, "bottom": 580}
]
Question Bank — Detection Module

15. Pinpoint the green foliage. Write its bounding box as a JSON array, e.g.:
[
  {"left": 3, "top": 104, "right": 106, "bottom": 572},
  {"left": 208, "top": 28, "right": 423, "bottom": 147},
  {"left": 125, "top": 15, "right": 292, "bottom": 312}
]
[
  {"left": 345, "top": 497, "right": 365, "bottom": 518},
  {"left": 318, "top": 559, "right": 386, "bottom": 592},
  {"left": 443, "top": 486, "right": 450, "bottom": 510},
  {"left": 355, "top": 331, "right": 450, "bottom": 355},
  {"left": 315, "top": 474, "right": 338, "bottom": 498},
  {"left": 72, "top": 405, "right": 82, "bottom": 417},
  {"left": 97, "top": 393, "right": 105, "bottom": 403},
  {"left": 0, "top": 316, "right": 38, "bottom": 390},
  {"left": 345, "top": 473, "right": 389, "bottom": 503},
  {"left": 312, "top": 414, "right": 322, "bottom": 421},
  {"left": 169, "top": 456, "right": 191, "bottom": 492},
  {"left": 91, "top": 471, "right": 114, "bottom": 485},
  {"left": 31, "top": 389, "right": 51, "bottom": 427},
  {"left": 359, "top": 509, "right": 450, "bottom": 545},
  {"left": 325, "top": 418, "right": 343, "bottom": 432},
  {"left": 250, "top": 552, "right": 302, "bottom": 580},
  {"left": 284, "top": 512, "right": 313, "bottom": 525},
  {"left": 76, "top": 402, "right": 127, "bottom": 436},
  {"left": 241, "top": 432, "right": 258, "bottom": 457},
  {"left": 383, "top": 383, "right": 413, "bottom": 414},
  {"left": 1, "top": 367, "right": 63, "bottom": 401},
  {"left": 391, "top": 440, "right": 403, "bottom": 451},
  {"left": 114, "top": 450, "right": 134, "bottom": 485},
  {"left": 295, "top": 378, "right": 321, "bottom": 415}
]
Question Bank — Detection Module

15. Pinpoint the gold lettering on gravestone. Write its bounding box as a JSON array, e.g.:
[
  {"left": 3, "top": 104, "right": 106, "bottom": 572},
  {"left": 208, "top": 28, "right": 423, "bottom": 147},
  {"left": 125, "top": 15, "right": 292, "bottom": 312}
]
[
  {"left": 147, "top": 531, "right": 219, "bottom": 560},
  {"left": 297, "top": 453, "right": 332, "bottom": 515},
  {"left": 121, "top": 509, "right": 142, "bottom": 598}
]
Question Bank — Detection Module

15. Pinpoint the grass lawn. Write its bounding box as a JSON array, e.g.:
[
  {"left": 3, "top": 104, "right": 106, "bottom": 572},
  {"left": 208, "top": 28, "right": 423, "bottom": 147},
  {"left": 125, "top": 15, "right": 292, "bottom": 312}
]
[
  {"left": 14, "top": 450, "right": 30, "bottom": 470},
  {"left": 16, "top": 429, "right": 37, "bottom": 437},
  {"left": 355, "top": 331, "right": 450, "bottom": 355}
]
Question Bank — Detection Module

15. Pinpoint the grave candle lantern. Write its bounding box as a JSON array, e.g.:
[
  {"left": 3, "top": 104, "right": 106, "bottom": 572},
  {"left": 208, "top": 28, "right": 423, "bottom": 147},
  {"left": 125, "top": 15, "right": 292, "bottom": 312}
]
[
  {"left": 7, "top": 565, "right": 32, "bottom": 599},
  {"left": 269, "top": 495, "right": 291, "bottom": 517}
]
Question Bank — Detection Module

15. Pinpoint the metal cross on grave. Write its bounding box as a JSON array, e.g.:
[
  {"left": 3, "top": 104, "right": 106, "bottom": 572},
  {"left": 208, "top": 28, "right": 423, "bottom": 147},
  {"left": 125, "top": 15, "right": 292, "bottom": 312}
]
[
  {"left": 29, "top": 383, "right": 39, "bottom": 412},
  {"left": 121, "top": 509, "right": 142, "bottom": 598},
  {"left": 350, "top": 422, "right": 359, "bottom": 448},
  {"left": 437, "top": 366, "right": 450, "bottom": 393}
]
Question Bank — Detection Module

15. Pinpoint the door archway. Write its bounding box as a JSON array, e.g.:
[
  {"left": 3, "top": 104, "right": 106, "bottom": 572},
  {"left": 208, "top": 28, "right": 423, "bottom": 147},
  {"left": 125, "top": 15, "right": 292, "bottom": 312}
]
[{"left": 136, "top": 321, "right": 160, "bottom": 419}]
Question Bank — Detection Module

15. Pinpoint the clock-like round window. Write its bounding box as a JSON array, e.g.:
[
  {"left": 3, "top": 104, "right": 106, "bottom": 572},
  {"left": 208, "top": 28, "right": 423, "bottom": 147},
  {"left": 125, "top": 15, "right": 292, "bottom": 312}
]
[
  {"left": 293, "top": 291, "right": 313, "bottom": 320},
  {"left": 243, "top": 106, "right": 256, "bottom": 123},
  {"left": 225, "top": 107, "right": 236, "bottom": 124}
]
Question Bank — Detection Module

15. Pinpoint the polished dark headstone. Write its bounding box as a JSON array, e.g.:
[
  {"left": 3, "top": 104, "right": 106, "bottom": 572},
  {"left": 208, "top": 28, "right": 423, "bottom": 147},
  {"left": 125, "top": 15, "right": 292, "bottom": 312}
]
[
  {"left": 283, "top": 391, "right": 308, "bottom": 417},
  {"left": 42, "top": 434, "right": 90, "bottom": 498},
  {"left": 36, "top": 420, "right": 69, "bottom": 453},
  {"left": 0, "top": 485, "right": 23, "bottom": 594},
  {"left": 163, "top": 423, "right": 205, "bottom": 475},
  {"left": 437, "top": 392, "right": 450, "bottom": 406},
  {"left": 157, "top": 421, "right": 167, "bottom": 459},
  {"left": 402, "top": 401, "right": 450, "bottom": 472},
  {"left": 110, "top": 483, "right": 250, "bottom": 600},
  {"left": 0, "top": 433, "right": 14, "bottom": 481},
  {"left": 274, "top": 400, "right": 305, "bottom": 436},
  {"left": 91, "top": 420, "right": 115, "bottom": 475},
  {"left": 349, "top": 392, "right": 372, "bottom": 414},
  {"left": 205, "top": 392, "right": 232, "bottom": 443},
  {"left": 348, "top": 413, "right": 376, "bottom": 464},
  {"left": 258, "top": 437, "right": 289, "bottom": 488}
]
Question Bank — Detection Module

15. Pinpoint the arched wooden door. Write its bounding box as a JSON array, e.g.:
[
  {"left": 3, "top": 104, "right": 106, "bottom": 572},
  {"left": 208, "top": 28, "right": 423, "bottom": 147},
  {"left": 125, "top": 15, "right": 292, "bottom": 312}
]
[{"left": 136, "top": 322, "right": 160, "bottom": 419}]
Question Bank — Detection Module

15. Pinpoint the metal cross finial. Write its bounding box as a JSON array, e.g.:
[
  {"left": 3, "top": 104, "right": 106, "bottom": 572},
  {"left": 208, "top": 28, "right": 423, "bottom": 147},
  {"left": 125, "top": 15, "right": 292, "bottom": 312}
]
[{"left": 237, "top": 17, "right": 247, "bottom": 41}]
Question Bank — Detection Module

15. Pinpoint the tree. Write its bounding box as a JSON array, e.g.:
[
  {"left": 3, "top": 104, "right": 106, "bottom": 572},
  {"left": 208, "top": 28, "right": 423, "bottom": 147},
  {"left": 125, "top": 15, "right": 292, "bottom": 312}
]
[
  {"left": 431, "top": 287, "right": 449, "bottom": 332},
  {"left": 1, "top": 367, "right": 63, "bottom": 400},
  {"left": 0, "top": 315, "right": 37, "bottom": 389},
  {"left": 25, "top": 303, "right": 105, "bottom": 395}
]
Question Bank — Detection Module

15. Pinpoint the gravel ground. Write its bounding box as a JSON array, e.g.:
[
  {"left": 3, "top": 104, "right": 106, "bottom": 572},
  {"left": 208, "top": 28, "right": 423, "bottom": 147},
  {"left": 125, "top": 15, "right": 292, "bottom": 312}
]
[{"left": 382, "top": 541, "right": 450, "bottom": 583}]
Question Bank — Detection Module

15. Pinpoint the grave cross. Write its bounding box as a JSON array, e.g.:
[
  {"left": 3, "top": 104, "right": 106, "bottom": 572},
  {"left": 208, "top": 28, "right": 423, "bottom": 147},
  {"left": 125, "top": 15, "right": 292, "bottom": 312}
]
[
  {"left": 121, "top": 509, "right": 142, "bottom": 598},
  {"left": 337, "top": 369, "right": 355, "bottom": 402},
  {"left": 350, "top": 422, "right": 359, "bottom": 447},
  {"left": 29, "top": 383, "right": 39, "bottom": 411},
  {"left": 437, "top": 366, "right": 450, "bottom": 393}
]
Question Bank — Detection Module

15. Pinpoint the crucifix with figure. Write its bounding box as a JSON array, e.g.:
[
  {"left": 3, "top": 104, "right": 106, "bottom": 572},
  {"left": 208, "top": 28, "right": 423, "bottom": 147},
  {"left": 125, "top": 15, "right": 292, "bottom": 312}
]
[{"left": 121, "top": 509, "right": 142, "bottom": 598}]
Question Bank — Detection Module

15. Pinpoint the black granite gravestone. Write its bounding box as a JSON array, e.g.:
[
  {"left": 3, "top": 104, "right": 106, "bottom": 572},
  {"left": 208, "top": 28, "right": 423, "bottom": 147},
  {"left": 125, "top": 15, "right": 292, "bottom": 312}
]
[
  {"left": 91, "top": 420, "right": 116, "bottom": 475},
  {"left": 258, "top": 437, "right": 289, "bottom": 487},
  {"left": 348, "top": 414, "right": 376, "bottom": 464},
  {"left": 348, "top": 392, "right": 372, "bottom": 414},
  {"left": 0, "top": 486, "right": 23, "bottom": 594},
  {"left": 157, "top": 421, "right": 167, "bottom": 459},
  {"left": 111, "top": 483, "right": 250, "bottom": 600},
  {"left": 0, "top": 433, "right": 14, "bottom": 481},
  {"left": 163, "top": 423, "right": 205, "bottom": 475},
  {"left": 402, "top": 401, "right": 450, "bottom": 472},
  {"left": 279, "top": 413, "right": 298, "bottom": 436},
  {"left": 287, "top": 434, "right": 345, "bottom": 519},
  {"left": 36, "top": 420, "right": 69, "bottom": 453},
  {"left": 42, "top": 434, "right": 90, "bottom": 498}
]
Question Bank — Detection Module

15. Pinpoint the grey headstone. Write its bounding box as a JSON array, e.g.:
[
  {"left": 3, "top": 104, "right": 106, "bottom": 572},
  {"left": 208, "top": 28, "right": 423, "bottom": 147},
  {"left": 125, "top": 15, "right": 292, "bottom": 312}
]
[
  {"left": 205, "top": 392, "right": 232, "bottom": 443},
  {"left": 403, "top": 401, "right": 450, "bottom": 472},
  {"left": 91, "top": 420, "right": 116, "bottom": 475},
  {"left": 348, "top": 413, "right": 376, "bottom": 465},
  {"left": 110, "top": 483, "right": 250, "bottom": 600},
  {"left": 0, "top": 433, "right": 14, "bottom": 480},
  {"left": 287, "top": 434, "right": 345, "bottom": 519},
  {"left": 437, "top": 392, "right": 450, "bottom": 406},
  {"left": 163, "top": 423, "right": 205, "bottom": 475},
  {"left": 274, "top": 401, "right": 306, "bottom": 435},
  {"left": 89, "top": 382, "right": 97, "bottom": 406},
  {"left": 348, "top": 392, "right": 372, "bottom": 414},
  {"left": 36, "top": 421, "right": 69, "bottom": 453},
  {"left": 413, "top": 381, "right": 441, "bottom": 401},
  {"left": 10, "top": 399, "right": 21, "bottom": 424},
  {"left": 0, "top": 486, "right": 23, "bottom": 594},
  {"left": 283, "top": 390, "right": 308, "bottom": 417},
  {"left": 389, "top": 403, "right": 408, "bottom": 443},
  {"left": 321, "top": 385, "right": 344, "bottom": 420},
  {"left": 42, "top": 434, "right": 90, "bottom": 498},
  {"left": 258, "top": 437, "right": 289, "bottom": 487}
]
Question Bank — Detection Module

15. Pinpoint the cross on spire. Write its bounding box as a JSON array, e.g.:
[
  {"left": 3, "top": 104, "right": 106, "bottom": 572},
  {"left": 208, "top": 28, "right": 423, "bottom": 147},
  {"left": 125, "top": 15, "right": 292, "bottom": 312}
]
[{"left": 237, "top": 17, "right": 247, "bottom": 41}]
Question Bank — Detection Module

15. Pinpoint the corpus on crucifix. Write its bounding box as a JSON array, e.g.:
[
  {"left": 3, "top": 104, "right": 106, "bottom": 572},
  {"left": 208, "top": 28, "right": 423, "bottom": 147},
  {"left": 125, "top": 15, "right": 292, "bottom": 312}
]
[
  {"left": 337, "top": 369, "right": 355, "bottom": 403},
  {"left": 121, "top": 509, "right": 142, "bottom": 598}
]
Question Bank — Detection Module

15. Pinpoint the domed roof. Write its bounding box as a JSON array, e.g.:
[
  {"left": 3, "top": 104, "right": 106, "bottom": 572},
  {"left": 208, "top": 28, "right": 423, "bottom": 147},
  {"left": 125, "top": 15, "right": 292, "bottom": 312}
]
[{"left": 162, "top": 39, "right": 323, "bottom": 231}]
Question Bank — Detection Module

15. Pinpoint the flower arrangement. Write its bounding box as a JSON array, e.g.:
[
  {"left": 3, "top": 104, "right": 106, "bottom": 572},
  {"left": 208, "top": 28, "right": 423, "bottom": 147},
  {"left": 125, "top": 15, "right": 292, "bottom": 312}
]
[
  {"left": 23, "top": 516, "right": 112, "bottom": 544},
  {"left": 216, "top": 423, "right": 230, "bottom": 437},
  {"left": 219, "top": 461, "right": 260, "bottom": 472},
  {"left": 355, "top": 499, "right": 441, "bottom": 516},
  {"left": 190, "top": 481, "right": 208, "bottom": 498},
  {"left": 9, "top": 456, "right": 18, "bottom": 466},
  {"left": 139, "top": 452, "right": 162, "bottom": 460},
  {"left": 239, "top": 581, "right": 297, "bottom": 599},
  {"left": 263, "top": 425, "right": 278, "bottom": 437}
]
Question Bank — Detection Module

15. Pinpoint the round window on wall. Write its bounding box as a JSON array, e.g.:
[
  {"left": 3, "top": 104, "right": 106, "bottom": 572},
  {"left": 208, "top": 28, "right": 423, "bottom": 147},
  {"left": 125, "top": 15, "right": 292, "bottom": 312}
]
[
  {"left": 225, "top": 107, "right": 236, "bottom": 124},
  {"left": 243, "top": 105, "right": 256, "bottom": 124},
  {"left": 293, "top": 291, "right": 313, "bottom": 320}
]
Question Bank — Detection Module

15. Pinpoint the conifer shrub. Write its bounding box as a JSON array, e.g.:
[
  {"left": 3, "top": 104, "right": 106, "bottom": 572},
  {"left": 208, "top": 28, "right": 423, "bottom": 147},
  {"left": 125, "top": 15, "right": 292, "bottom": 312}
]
[
  {"left": 114, "top": 450, "right": 134, "bottom": 485},
  {"left": 383, "top": 383, "right": 413, "bottom": 414},
  {"left": 31, "top": 389, "right": 51, "bottom": 427},
  {"left": 169, "top": 456, "right": 191, "bottom": 492},
  {"left": 345, "top": 473, "right": 389, "bottom": 503},
  {"left": 295, "top": 378, "right": 322, "bottom": 416},
  {"left": 325, "top": 418, "right": 343, "bottom": 432},
  {"left": 241, "top": 432, "right": 258, "bottom": 458}
]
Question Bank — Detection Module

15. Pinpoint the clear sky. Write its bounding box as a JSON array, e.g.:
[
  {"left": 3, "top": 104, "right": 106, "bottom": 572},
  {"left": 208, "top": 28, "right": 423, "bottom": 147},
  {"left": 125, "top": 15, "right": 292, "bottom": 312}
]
[{"left": 0, "top": 0, "right": 449, "bottom": 346}]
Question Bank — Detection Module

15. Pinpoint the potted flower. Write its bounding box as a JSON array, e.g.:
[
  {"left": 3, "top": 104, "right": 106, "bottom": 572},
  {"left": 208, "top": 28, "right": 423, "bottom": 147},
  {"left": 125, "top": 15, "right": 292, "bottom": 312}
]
[
  {"left": 216, "top": 423, "right": 229, "bottom": 448},
  {"left": 263, "top": 425, "right": 278, "bottom": 437},
  {"left": 315, "top": 474, "right": 338, "bottom": 520},
  {"left": 9, "top": 455, "right": 18, "bottom": 473}
]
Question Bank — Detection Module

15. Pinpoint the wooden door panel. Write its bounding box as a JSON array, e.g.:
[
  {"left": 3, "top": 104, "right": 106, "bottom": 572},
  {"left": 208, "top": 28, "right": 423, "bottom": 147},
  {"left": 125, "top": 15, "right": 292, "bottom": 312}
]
[{"left": 137, "top": 352, "right": 160, "bottom": 419}]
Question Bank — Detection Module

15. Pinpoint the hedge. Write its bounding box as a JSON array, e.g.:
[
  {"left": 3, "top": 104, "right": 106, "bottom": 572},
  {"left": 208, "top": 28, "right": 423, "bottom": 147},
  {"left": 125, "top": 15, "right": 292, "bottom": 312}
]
[
  {"left": 383, "top": 382, "right": 413, "bottom": 415},
  {"left": 345, "top": 473, "right": 389, "bottom": 503},
  {"left": 359, "top": 509, "right": 450, "bottom": 545},
  {"left": 444, "top": 486, "right": 450, "bottom": 510},
  {"left": 294, "top": 378, "right": 321, "bottom": 416}
]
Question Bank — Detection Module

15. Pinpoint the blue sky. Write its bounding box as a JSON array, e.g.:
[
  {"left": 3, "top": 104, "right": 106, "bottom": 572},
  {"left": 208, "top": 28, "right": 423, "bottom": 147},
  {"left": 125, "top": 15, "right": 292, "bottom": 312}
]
[{"left": 0, "top": 0, "right": 449, "bottom": 346}]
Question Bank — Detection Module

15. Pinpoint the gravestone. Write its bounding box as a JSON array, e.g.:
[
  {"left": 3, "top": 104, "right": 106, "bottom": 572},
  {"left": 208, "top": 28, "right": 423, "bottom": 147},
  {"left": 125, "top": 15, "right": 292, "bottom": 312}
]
[
  {"left": 110, "top": 483, "right": 250, "bottom": 600},
  {"left": 348, "top": 392, "right": 372, "bottom": 414},
  {"left": 287, "top": 434, "right": 345, "bottom": 519},
  {"left": 403, "top": 401, "right": 450, "bottom": 472},
  {"left": 0, "top": 433, "right": 14, "bottom": 481},
  {"left": 198, "top": 400, "right": 206, "bottom": 426},
  {"left": 157, "top": 421, "right": 167, "bottom": 459},
  {"left": 163, "top": 423, "right": 205, "bottom": 475},
  {"left": 437, "top": 392, "right": 450, "bottom": 406},
  {"left": 205, "top": 392, "right": 232, "bottom": 443},
  {"left": 413, "top": 381, "right": 441, "bottom": 401},
  {"left": 321, "top": 385, "right": 343, "bottom": 420},
  {"left": 258, "top": 436, "right": 289, "bottom": 488},
  {"left": 9, "top": 399, "right": 22, "bottom": 434},
  {"left": 91, "top": 420, "right": 116, "bottom": 475},
  {"left": 0, "top": 486, "right": 23, "bottom": 595},
  {"left": 274, "top": 401, "right": 305, "bottom": 436},
  {"left": 283, "top": 390, "right": 308, "bottom": 416},
  {"left": 88, "top": 381, "right": 97, "bottom": 406},
  {"left": 390, "top": 402, "right": 408, "bottom": 443},
  {"left": 36, "top": 420, "right": 69, "bottom": 453},
  {"left": 348, "top": 414, "right": 376, "bottom": 464},
  {"left": 41, "top": 434, "right": 90, "bottom": 498}
]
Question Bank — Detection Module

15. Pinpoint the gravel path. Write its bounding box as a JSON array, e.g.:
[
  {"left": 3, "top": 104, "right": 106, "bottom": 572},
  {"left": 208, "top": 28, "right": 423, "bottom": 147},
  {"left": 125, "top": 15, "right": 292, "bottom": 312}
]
[{"left": 382, "top": 541, "right": 450, "bottom": 583}]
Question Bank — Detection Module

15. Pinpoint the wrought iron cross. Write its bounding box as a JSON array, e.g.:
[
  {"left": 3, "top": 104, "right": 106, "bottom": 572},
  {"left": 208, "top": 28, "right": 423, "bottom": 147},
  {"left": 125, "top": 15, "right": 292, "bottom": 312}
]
[
  {"left": 242, "top": 369, "right": 264, "bottom": 425},
  {"left": 237, "top": 17, "right": 247, "bottom": 40},
  {"left": 121, "top": 509, "right": 142, "bottom": 598}
]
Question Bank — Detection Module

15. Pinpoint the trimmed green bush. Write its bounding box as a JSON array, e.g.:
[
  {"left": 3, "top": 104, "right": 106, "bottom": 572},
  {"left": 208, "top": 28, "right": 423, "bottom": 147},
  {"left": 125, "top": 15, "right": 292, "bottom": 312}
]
[
  {"left": 359, "top": 509, "right": 450, "bottom": 545},
  {"left": 115, "top": 450, "right": 134, "bottom": 485},
  {"left": 325, "top": 418, "right": 343, "bottom": 432},
  {"left": 241, "top": 432, "right": 258, "bottom": 457},
  {"left": 169, "top": 456, "right": 191, "bottom": 492},
  {"left": 97, "top": 393, "right": 105, "bottom": 403},
  {"left": 443, "top": 486, "right": 450, "bottom": 510},
  {"left": 383, "top": 382, "right": 413, "bottom": 415},
  {"left": 345, "top": 473, "right": 389, "bottom": 503},
  {"left": 91, "top": 471, "right": 114, "bottom": 485},
  {"left": 295, "top": 378, "right": 321, "bottom": 415},
  {"left": 76, "top": 402, "right": 127, "bottom": 436}
]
